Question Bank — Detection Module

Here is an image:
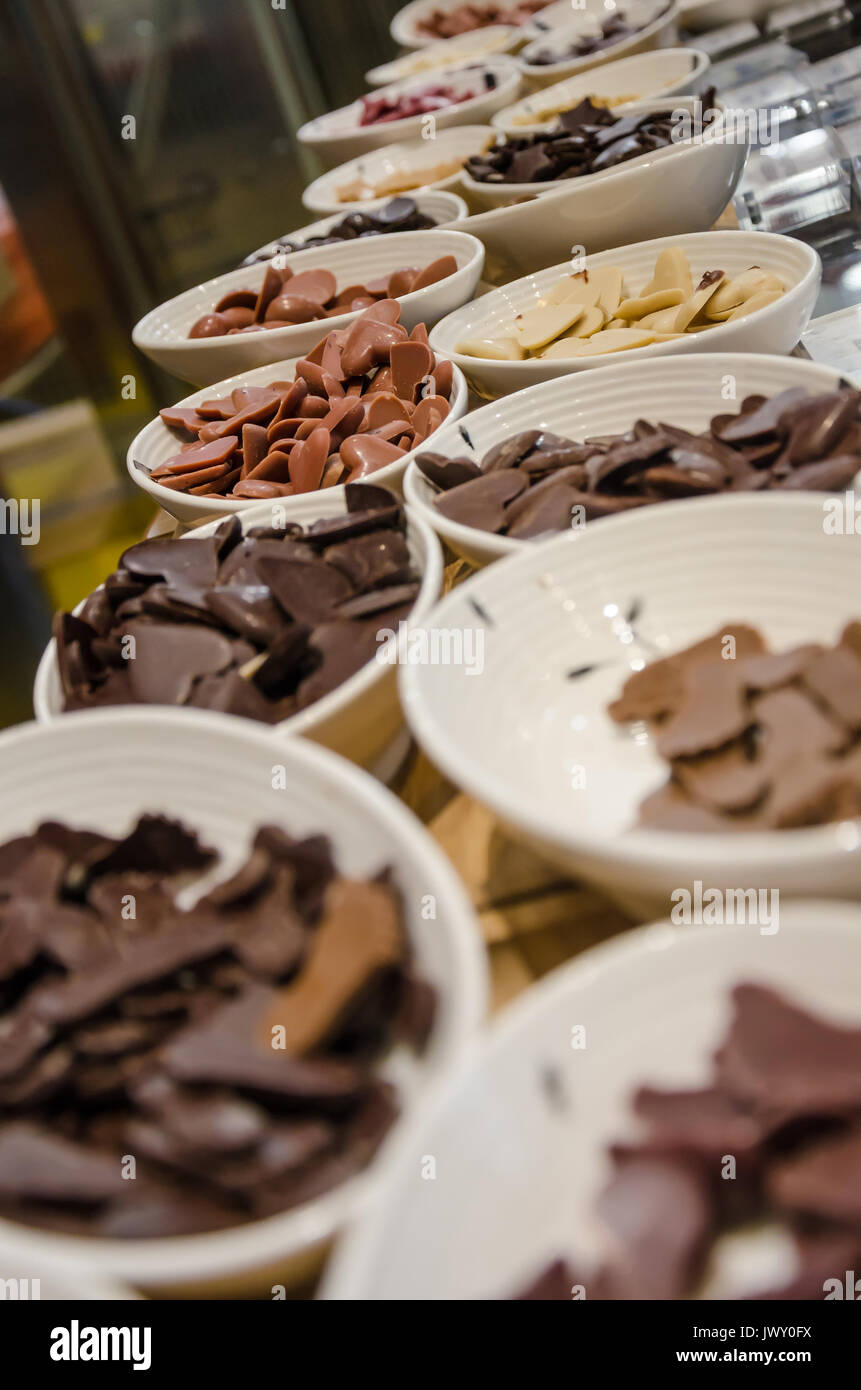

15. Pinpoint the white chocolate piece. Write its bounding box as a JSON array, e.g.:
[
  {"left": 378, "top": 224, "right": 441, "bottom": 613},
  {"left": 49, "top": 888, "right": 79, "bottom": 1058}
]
[
  {"left": 456, "top": 336, "right": 526, "bottom": 360},
  {"left": 726, "top": 288, "right": 785, "bottom": 321},
  {"left": 591, "top": 266, "right": 624, "bottom": 317},
  {"left": 707, "top": 267, "right": 785, "bottom": 315},
  {"left": 616, "top": 288, "right": 684, "bottom": 321},
  {"left": 640, "top": 246, "right": 693, "bottom": 299},
  {"left": 673, "top": 272, "right": 726, "bottom": 332},
  {"left": 638, "top": 306, "right": 683, "bottom": 331},
  {"left": 514, "top": 301, "right": 586, "bottom": 350},
  {"left": 547, "top": 327, "right": 657, "bottom": 356},
  {"left": 544, "top": 272, "right": 602, "bottom": 309}
]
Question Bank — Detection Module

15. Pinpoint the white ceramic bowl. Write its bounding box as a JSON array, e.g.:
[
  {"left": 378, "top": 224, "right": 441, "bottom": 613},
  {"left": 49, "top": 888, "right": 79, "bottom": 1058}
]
[
  {"left": 398, "top": 492, "right": 861, "bottom": 918},
  {"left": 462, "top": 95, "right": 730, "bottom": 211},
  {"left": 35, "top": 492, "right": 444, "bottom": 772},
  {"left": 368, "top": 25, "right": 523, "bottom": 85},
  {"left": 520, "top": 0, "right": 680, "bottom": 86},
  {"left": 443, "top": 118, "right": 748, "bottom": 281},
  {"left": 302, "top": 126, "right": 496, "bottom": 215},
  {"left": 299, "top": 62, "right": 522, "bottom": 168},
  {"left": 403, "top": 352, "right": 854, "bottom": 567},
  {"left": 132, "top": 229, "right": 484, "bottom": 387},
  {"left": 0, "top": 708, "right": 486, "bottom": 1294},
  {"left": 323, "top": 903, "right": 861, "bottom": 1299},
  {"left": 391, "top": 0, "right": 545, "bottom": 48},
  {"left": 679, "top": 0, "right": 787, "bottom": 30},
  {"left": 492, "top": 46, "right": 711, "bottom": 134},
  {"left": 242, "top": 190, "right": 469, "bottom": 264},
  {"left": 124, "top": 353, "right": 468, "bottom": 525},
  {"left": 430, "top": 231, "right": 821, "bottom": 397}
]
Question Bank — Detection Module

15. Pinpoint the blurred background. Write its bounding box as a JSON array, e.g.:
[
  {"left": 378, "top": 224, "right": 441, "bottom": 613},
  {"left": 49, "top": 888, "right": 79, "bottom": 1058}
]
[{"left": 0, "top": 0, "right": 404, "bottom": 724}]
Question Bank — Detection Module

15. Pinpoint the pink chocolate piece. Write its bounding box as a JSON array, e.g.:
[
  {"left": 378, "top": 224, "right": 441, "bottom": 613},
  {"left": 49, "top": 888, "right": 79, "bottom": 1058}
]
[
  {"left": 410, "top": 323, "right": 430, "bottom": 345},
  {"left": 359, "top": 298, "right": 401, "bottom": 326},
  {"left": 290, "top": 428, "right": 331, "bottom": 493},
  {"left": 340, "top": 318, "right": 407, "bottom": 377},
  {"left": 219, "top": 307, "right": 255, "bottom": 330},
  {"left": 240, "top": 423, "right": 269, "bottom": 478},
  {"left": 157, "top": 462, "right": 232, "bottom": 490},
  {"left": 364, "top": 392, "right": 413, "bottom": 431},
  {"left": 387, "top": 267, "right": 420, "bottom": 298},
  {"left": 195, "top": 397, "right": 236, "bottom": 419},
  {"left": 265, "top": 295, "right": 326, "bottom": 324},
  {"left": 412, "top": 394, "right": 449, "bottom": 438},
  {"left": 245, "top": 450, "right": 294, "bottom": 484},
  {"left": 340, "top": 434, "right": 406, "bottom": 480},
  {"left": 215, "top": 288, "right": 257, "bottom": 313},
  {"left": 391, "top": 341, "right": 434, "bottom": 401},
  {"left": 410, "top": 255, "right": 457, "bottom": 291},
  {"left": 152, "top": 436, "right": 238, "bottom": 477},
  {"left": 159, "top": 407, "right": 204, "bottom": 434},
  {"left": 189, "top": 313, "right": 229, "bottom": 339},
  {"left": 429, "top": 357, "right": 453, "bottom": 399},
  {"left": 253, "top": 264, "right": 284, "bottom": 323},
  {"left": 233, "top": 479, "right": 290, "bottom": 499},
  {"left": 286, "top": 268, "right": 337, "bottom": 305}
]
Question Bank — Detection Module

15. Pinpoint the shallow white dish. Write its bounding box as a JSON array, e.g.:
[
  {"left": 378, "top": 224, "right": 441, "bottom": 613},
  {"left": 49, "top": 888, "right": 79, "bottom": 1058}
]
[
  {"left": 430, "top": 231, "right": 821, "bottom": 397},
  {"left": 35, "top": 492, "right": 444, "bottom": 772},
  {"left": 299, "top": 61, "right": 521, "bottom": 168},
  {"left": 124, "top": 352, "right": 468, "bottom": 525},
  {"left": 323, "top": 903, "right": 861, "bottom": 1299},
  {"left": 368, "top": 25, "right": 523, "bottom": 84},
  {"left": 443, "top": 117, "right": 747, "bottom": 280},
  {"left": 391, "top": 0, "right": 545, "bottom": 49},
  {"left": 132, "top": 229, "right": 484, "bottom": 387},
  {"left": 0, "top": 708, "right": 486, "bottom": 1293},
  {"left": 243, "top": 190, "right": 469, "bottom": 264},
  {"left": 398, "top": 492, "right": 861, "bottom": 917},
  {"left": 403, "top": 352, "right": 854, "bottom": 567},
  {"left": 520, "top": 0, "right": 680, "bottom": 86},
  {"left": 463, "top": 95, "right": 729, "bottom": 211},
  {"left": 302, "top": 126, "right": 496, "bottom": 215},
  {"left": 492, "top": 46, "right": 710, "bottom": 134}
]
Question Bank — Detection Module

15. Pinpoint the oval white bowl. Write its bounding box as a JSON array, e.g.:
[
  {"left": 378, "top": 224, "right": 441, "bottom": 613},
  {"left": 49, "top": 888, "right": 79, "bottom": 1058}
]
[
  {"left": 125, "top": 352, "right": 468, "bottom": 525},
  {"left": 242, "top": 190, "right": 469, "bottom": 264},
  {"left": 299, "top": 61, "right": 522, "bottom": 169},
  {"left": 462, "top": 95, "right": 729, "bottom": 211},
  {"left": 443, "top": 120, "right": 748, "bottom": 280},
  {"left": 0, "top": 708, "right": 486, "bottom": 1293},
  {"left": 132, "top": 228, "right": 484, "bottom": 387},
  {"left": 492, "top": 46, "right": 711, "bottom": 134},
  {"left": 323, "top": 903, "right": 861, "bottom": 1299},
  {"left": 302, "top": 125, "right": 496, "bottom": 215},
  {"left": 368, "top": 24, "right": 523, "bottom": 84},
  {"left": 520, "top": 1, "right": 680, "bottom": 86},
  {"left": 398, "top": 491, "right": 861, "bottom": 918},
  {"left": 35, "top": 492, "right": 444, "bottom": 772},
  {"left": 430, "top": 230, "right": 821, "bottom": 397},
  {"left": 391, "top": 0, "right": 545, "bottom": 48},
  {"left": 403, "top": 352, "right": 857, "bottom": 567}
]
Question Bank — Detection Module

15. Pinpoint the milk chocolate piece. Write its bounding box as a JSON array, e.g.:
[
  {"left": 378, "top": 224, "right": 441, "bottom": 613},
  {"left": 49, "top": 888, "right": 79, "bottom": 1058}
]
[{"left": 767, "top": 1126, "right": 861, "bottom": 1225}]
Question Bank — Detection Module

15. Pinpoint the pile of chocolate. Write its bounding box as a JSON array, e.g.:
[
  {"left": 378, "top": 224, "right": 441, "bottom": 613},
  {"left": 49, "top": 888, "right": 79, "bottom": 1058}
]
[
  {"left": 54, "top": 486, "right": 420, "bottom": 722},
  {"left": 464, "top": 96, "right": 711, "bottom": 183},
  {"left": 416, "top": 1, "right": 550, "bottom": 39},
  {"left": 415, "top": 386, "right": 861, "bottom": 540},
  {"left": 516, "top": 983, "right": 861, "bottom": 1299},
  {"left": 0, "top": 815, "right": 434, "bottom": 1238},
  {"left": 149, "top": 308, "right": 454, "bottom": 499},
  {"left": 242, "top": 198, "right": 439, "bottom": 265},
  {"left": 528, "top": 5, "right": 670, "bottom": 65},
  {"left": 189, "top": 255, "right": 457, "bottom": 338},
  {"left": 357, "top": 76, "right": 493, "bottom": 127},
  {"left": 610, "top": 623, "right": 861, "bottom": 832}
]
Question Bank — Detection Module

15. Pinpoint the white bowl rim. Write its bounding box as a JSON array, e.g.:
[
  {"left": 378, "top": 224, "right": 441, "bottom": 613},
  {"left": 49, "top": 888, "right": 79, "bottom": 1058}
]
[
  {"left": 430, "top": 230, "right": 821, "bottom": 375},
  {"left": 302, "top": 124, "right": 497, "bottom": 213},
  {"left": 131, "top": 228, "right": 485, "bottom": 357},
  {"left": 321, "top": 898, "right": 861, "bottom": 1299},
  {"left": 298, "top": 58, "right": 521, "bottom": 147},
  {"left": 399, "top": 490, "right": 861, "bottom": 869},
  {"left": 0, "top": 704, "right": 488, "bottom": 1283},
  {"left": 34, "top": 497, "right": 446, "bottom": 746},
  {"left": 242, "top": 191, "right": 471, "bottom": 264},
  {"left": 368, "top": 23, "right": 522, "bottom": 82},
  {"left": 402, "top": 351, "right": 851, "bottom": 557},
  {"left": 519, "top": 0, "right": 681, "bottom": 75}
]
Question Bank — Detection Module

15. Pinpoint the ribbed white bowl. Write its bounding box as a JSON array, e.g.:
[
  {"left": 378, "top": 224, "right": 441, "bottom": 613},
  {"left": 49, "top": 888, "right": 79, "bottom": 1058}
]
[
  {"left": 520, "top": 0, "right": 680, "bottom": 87},
  {"left": 443, "top": 124, "right": 747, "bottom": 280},
  {"left": 430, "top": 231, "right": 821, "bottom": 397},
  {"left": 243, "top": 190, "right": 469, "bottom": 264},
  {"left": 492, "top": 47, "right": 711, "bottom": 134},
  {"left": 323, "top": 905, "right": 861, "bottom": 1300},
  {"left": 399, "top": 492, "right": 861, "bottom": 916},
  {"left": 299, "top": 61, "right": 522, "bottom": 168},
  {"left": 0, "top": 708, "right": 486, "bottom": 1293},
  {"left": 368, "top": 24, "right": 523, "bottom": 84},
  {"left": 462, "top": 96, "right": 731, "bottom": 211},
  {"left": 35, "top": 493, "right": 444, "bottom": 772},
  {"left": 403, "top": 352, "right": 856, "bottom": 567},
  {"left": 132, "top": 229, "right": 484, "bottom": 387},
  {"left": 125, "top": 352, "right": 468, "bottom": 525},
  {"left": 302, "top": 126, "right": 496, "bottom": 215}
]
